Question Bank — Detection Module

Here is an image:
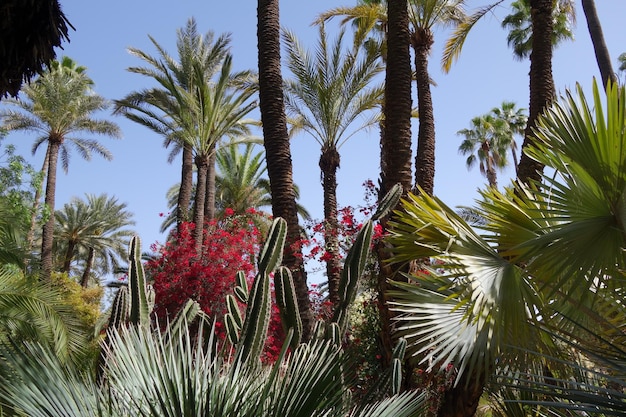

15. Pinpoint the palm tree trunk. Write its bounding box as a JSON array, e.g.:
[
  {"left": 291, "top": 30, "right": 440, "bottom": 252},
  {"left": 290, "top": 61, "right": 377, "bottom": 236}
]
[
  {"left": 581, "top": 0, "right": 616, "bottom": 89},
  {"left": 80, "top": 247, "right": 95, "bottom": 287},
  {"left": 61, "top": 239, "right": 76, "bottom": 273},
  {"left": 378, "top": 0, "right": 413, "bottom": 369},
  {"left": 177, "top": 142, "right": 194, "bottom": 228},
  {"left": 437, "top": 371, "right": 486, "bottom": 417},
  {"left": 25, "top": 148, "right": 49, "bottom": 270},
  {"left": 320, "top": 147, "right": 342, "bottom": 311},
  {"left": 41, "top": 140, "right": 61, "bottom": 281},
  {"left": 193, "top": 155, "right": 209, "bottom": 255},
  {"left": 412, "top": 28, "right": 436, "bottom": 196},
  {"left": 516, "top": 0, "right": 554, "bottom": 185},
  {"left": 204, "top": 149, "right": 217, "bottom": 223},
  {"left": 257, "top": 0, "right": 313, "bottom": 341}
]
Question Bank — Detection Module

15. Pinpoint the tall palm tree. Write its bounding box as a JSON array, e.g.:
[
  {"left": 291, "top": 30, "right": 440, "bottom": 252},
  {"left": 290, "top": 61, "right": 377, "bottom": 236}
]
[
  {"left": 257, "top": 0, "right": 314, "bottom": 341},
  {"left": 54, "top": 194, "right": 135, "bottom": 287},
  {"left": 115, "top": 19, "right": 229, "bottom": 229},
  {"left": 283, "top": 24, "right": 384, "bottom": 311},
  {"left": 0, "top": 57, "right": 121, "bottom": 282},
  {"left": 387, "top": 80, "right": 625, "bottom": 417},
  {"left": 581, "top": 0, "right": 617, "bottom": 89}
]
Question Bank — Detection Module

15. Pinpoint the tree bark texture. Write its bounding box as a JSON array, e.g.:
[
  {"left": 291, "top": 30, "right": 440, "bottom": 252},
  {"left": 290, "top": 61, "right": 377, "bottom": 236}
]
[
  {"left": 412, "top": 28, "right": 436, "bottom": 196},
  {"left": 581, "top": 0, "right": 616, "bottom": 89},
  {"left": 40, "top": 139, "right": 60, "bottom": 281},
  {"left": 377, "top": 0, "right": 413, "bottom": 370},
  {"left": 193, "top": 154, "right": 209, "bottom": 255},
  {"left": 516, "top": 0, "right": 554, "bottom": 186},
  {"left": 257, "top": 0, "right": 313, "bottom": 341},
  {"left": 177, "top": 142, "right": 194, "bottom": 228}
]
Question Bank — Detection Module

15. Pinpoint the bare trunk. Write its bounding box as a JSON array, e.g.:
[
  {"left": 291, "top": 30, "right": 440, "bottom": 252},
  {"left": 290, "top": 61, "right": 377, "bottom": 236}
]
[
  {"left": 204, "top": 149, "right": 217, "bottom": 223},
  {"left": 412, "top": 28, "right": 436, "bottom": 196},
  {"left": 193, "top": 155, "right": 209, "bottom": 256},
  {"left": 581, "top": 0, "right": 616, "bottom": 89},
  {"left": 41, "top": 140, "right": 61, "bottom": 281},
  {"left": 320, "top": 147, "right": 342, "bottom": 311},
  {"left": 80, "top": 247, "right": 95, "bottom": 287},
  {"left": 516, "top": 0, "right": 554, "bottom": 185},
  {"left": 258, "top": 0, "right": 313, "bottom": 340},
  {"left": 378, "top": 0, "right": 413, "bottom": 368},
  {"left": 177, "top": 142, "right": 194, "bottom": 228},
  {"left": 61, "top": 239, "right": 76, "bottom": 273}
]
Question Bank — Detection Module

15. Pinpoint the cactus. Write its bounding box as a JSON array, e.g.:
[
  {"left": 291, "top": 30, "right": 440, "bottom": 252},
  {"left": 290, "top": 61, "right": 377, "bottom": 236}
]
[
  {"left": 274, "top": 266, "right": 302, "bottom": 349},
  {"left": 127, "top": 235, "right": 150, "bottom": 326},
  {"left": 234, "top": 271, "right": 249, "bottom": 303},
  {"left": 235, "top": 218, "right": 287, "bottom": 365}
]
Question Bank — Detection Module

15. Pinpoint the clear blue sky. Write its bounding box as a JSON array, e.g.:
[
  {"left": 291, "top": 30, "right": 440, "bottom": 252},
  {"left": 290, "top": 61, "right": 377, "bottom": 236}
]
[{"left": 2, "top": 1, "right": 625, "bottom": 281}]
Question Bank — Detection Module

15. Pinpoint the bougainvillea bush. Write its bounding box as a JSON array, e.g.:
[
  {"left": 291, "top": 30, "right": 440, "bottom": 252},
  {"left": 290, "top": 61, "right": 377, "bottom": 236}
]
[{"left": 146, "top": 210, "right": 284, "bottom": 362}]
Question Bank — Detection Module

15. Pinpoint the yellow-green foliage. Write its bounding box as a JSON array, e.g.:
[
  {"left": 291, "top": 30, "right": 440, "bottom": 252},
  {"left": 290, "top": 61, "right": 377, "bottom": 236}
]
[{"left": 50, "top": 272, "right": 103, "bottom": 329}]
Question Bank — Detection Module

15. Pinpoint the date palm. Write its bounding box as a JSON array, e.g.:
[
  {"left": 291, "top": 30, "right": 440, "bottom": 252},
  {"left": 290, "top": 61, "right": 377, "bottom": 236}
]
[
  {"left": 54, "top": 194, "right": 135, "bottom": 287},
  {"left": 283, "top": 24, "right": 384, "bottom": 311},
  {"left": 115, "top": 18, "right": 229, "bottom": 229},
  {"left": 116, "top": 19, "right": 257, "bottom": 253},
  {"left": 0, "top": 57, "right": 121, "bottom": 282},
  {"left": 387, "top": 80, "right": 625, "bottom": 416}
]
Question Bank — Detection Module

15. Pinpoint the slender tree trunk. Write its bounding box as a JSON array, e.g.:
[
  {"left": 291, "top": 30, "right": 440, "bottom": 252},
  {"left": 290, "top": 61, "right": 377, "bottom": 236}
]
[
  {"left": 177, "top": 142, "right": 194, "bottom": 228},
  {"left": 25, "top": 148, "right": 49, "bottom": 270},
  {"left": 320, "top": 147, "right": 342, "bottom": 311},
  {"left": 412, "top": 28, "right": 436, "bottom": 196},
  {"left": 378, "top": 0, "right": 413, "bottom": 369},
  {"left": 41, "top": 140, "right": 61, "bottom": 281},
  {"left": 581, "top": 0, "right": 616, "bottom": 89},
  {"left": 193, "top": 155, "right": 209, "bottom": 255},
  {"left": 516, "top": 0, "right": 554, "bottom": 186},
  {"left": 204, "top": 149, "right": 217, "bottom": 223},
  {"left": 80, "top": 247, "right": 95, "bottom": 287},
  {"left": 61, "top": 239, "right": 76, "bottom": 273},
  {"left": 257, "top": 0, "right": 313, "bottom": 341}
]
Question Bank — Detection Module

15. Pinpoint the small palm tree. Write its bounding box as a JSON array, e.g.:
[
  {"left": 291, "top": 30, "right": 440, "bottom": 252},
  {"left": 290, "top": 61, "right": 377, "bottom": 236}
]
[
  {"left": 54, "top": 194, "right": 135, "bottom": 287},
  {"left": 457, "top": 102, "right": 527, "bottom": 188},
  {"left": 0, "top": 57, "right": 121, "bottom": 281},
  {"left": 284, "top": 24, "right": 384, "bottom": 311}
]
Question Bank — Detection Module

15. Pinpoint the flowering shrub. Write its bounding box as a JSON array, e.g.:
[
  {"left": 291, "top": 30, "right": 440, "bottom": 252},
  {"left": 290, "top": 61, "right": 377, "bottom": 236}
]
[{"left": 146, "top": 209, "right": 284, "bottom": 361}]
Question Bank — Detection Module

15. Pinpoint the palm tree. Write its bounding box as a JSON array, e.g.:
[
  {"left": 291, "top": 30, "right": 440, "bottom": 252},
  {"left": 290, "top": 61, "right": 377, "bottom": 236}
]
[
  {"left": 0, "top": 0, "right": 71, "bottom": 98},
  {"left": 0, "top": 57, "right": 121, "bottom": 282},
  {"left": 257, "top": 0, "right": 314, "bottom": 342},
  {"left": 386, "top": 80, "right": 625, "bottom": 416},
  {"left": 54, "top": 194, "right": 135, "bottom": 287},
  {"left": 283, "top": 24, "right": 384, "bottom": 311},
  {"left": 116, "top": 20, "right": 257, "bottom": 253},
  {"left": 581, "top": 0, "right": 617, "bottom": 89},
  {"left": 501, "top": 0, "right": 575, "bottom": 60},
  {"left": 115, "top": 19, "right": 230, "bottom": 229},
  {"left": 457, "top": 102, "right": 527, "bottom": 188}
]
